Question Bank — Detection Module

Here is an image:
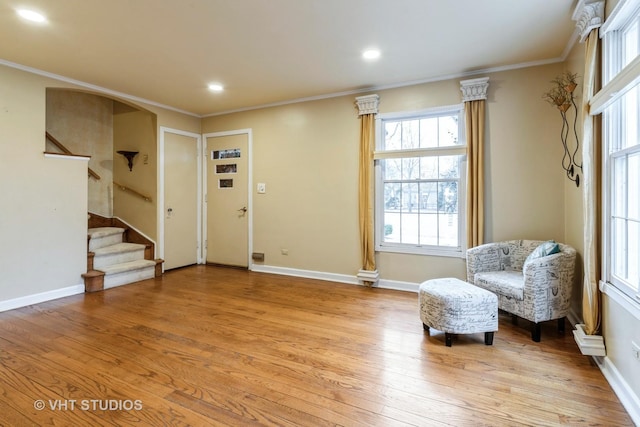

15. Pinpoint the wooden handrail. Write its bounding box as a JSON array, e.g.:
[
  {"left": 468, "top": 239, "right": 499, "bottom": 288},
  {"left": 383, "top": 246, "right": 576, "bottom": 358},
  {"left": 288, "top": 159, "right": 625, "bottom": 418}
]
[
  {"left": 45, "top": 132, "right": 101, "bottom": 180},
  {"left": 113, "top": 181, "right": 152, "bottom": 202}
]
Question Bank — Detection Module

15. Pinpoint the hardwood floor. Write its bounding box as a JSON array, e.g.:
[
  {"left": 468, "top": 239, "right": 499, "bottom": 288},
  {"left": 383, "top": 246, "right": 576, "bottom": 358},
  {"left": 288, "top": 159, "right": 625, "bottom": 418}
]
[{"left": 0, "top": 265, "right": 633, "bottom": 426}]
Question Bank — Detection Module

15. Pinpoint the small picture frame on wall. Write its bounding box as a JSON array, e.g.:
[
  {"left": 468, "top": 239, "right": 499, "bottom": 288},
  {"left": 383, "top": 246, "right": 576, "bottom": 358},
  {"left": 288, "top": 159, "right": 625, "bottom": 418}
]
[
  {"left": 219, "top": 179, "right": 233, "bottom": 188},
  {"left": 216, "top": 164, "right": 237, "bottom": 174},
  {"left": 212, "top": 148, "right": 241, "bottom": 160}
]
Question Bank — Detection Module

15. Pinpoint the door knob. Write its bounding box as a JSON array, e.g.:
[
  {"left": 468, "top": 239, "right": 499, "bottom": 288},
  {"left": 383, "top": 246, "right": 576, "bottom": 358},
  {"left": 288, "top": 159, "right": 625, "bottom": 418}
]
[{"left": 238, "top": 207, "right": 247, "bottom": 213}]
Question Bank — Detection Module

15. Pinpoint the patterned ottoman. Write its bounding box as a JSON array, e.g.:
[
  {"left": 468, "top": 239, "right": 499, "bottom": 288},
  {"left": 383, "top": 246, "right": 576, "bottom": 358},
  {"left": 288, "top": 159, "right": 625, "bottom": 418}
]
[{"left": 419, "top": 277, "right": 498, "bottom": 346}]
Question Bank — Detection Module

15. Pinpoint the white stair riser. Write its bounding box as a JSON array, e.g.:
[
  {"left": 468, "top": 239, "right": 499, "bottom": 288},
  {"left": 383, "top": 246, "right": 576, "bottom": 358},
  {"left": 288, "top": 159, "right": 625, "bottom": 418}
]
[
  {"left": 94, "top": 248, "right": 145, "bottom": 269},
  {"left": 104, "top": 266, "right": 156, "bottom": 289},
  {"left": 89, "top": 232, "right": 124, "bottom": 251}
]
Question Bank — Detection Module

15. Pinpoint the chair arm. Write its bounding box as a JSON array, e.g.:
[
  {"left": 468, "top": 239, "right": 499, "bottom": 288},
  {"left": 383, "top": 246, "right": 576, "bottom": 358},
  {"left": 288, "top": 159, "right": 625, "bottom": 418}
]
[
  {"left": 522, "top": 250, "right": 576, "bottom": 321},
  {"left": 466, "top": 243, "right": 503, "bottom": 282}
]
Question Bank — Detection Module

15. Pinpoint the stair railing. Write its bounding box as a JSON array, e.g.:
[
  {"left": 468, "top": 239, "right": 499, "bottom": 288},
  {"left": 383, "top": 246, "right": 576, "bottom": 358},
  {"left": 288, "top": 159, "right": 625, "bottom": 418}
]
[
  {"left": 113, "top": 181, "right": 152, "bottom": 202},
  {"left": 45, "top": 132, "right": 101, "bottom": 180}
]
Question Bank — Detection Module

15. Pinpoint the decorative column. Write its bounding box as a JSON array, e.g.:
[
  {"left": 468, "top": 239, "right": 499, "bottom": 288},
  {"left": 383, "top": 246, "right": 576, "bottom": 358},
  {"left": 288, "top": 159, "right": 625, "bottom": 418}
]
[
  {"left": 460, "top": 77, "right": 489, "bottom": 248},
  {"left": 355, "top": 94, "right": 380, "bottom": 286}
]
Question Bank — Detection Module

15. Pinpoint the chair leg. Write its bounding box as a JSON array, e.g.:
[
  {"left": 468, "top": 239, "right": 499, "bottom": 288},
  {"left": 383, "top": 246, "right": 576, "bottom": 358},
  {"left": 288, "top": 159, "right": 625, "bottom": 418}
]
[
  {"left": 557, "top": 317, "right": 565, "bottom": 334},
  {"left": 445, "top": 333, "right": 453, "bottom": 347},
  {"left": 531, "top": 323, "right": 541, "bottom": 342},
  {"left": 484, "top": 332, "right": 494, "bottom": 345},
  {"left": 423, "top": 323, "right": 430, "bottom": 332}
]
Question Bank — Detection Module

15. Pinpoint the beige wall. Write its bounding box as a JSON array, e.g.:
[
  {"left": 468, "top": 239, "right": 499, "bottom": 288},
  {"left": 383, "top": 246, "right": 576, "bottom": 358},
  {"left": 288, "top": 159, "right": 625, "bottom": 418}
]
[
  {"left": 203, "top": 63, "right": 567, "bottom": 283},
  {"left": 113, "top": 109, "right": 158, "bottom": 240},
  {"left": 46, "top": 89, "right": 114, "bottom": 216},
  {"left": 0, "top": 65, "right": 88, "bottom": 299},
  {"left": 203, "top": 97, "right": 362, "bottom": 275}
]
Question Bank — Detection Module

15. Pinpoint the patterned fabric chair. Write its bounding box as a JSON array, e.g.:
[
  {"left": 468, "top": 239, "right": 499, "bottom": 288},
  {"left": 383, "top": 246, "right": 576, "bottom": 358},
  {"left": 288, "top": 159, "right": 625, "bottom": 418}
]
[{"left": 466, "top": 240, "right": 576, "bottom": 342}]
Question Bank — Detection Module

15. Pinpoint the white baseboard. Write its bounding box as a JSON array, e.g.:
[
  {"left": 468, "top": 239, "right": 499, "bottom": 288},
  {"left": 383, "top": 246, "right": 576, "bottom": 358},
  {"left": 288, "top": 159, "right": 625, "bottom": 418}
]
[
  {"left": 377, "top": 278, "right": 420, "bottom": 292},
  {"left": 250, "top": 264, "right": 420, "bottom": 292},
  {"left": 250, "top": 264, "right": 359, "bottom": 285},
  {"left": 595, "top": 356, "right": 640, "bottom": 426},
  {"left": 0, "top": 283, "right": 85, "bottom": 313}
]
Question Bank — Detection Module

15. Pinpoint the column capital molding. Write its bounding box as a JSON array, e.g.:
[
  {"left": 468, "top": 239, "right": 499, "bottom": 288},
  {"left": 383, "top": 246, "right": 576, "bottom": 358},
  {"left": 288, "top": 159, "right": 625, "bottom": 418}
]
[
  {"left": 573, "top": 0, "right": 604, "bottom": 42},
  {"left": 460, "top": 77, "right": 489, "bottom": 102},
  {"left": 355, "top": 94, "right": 379, "bottom": 115}
]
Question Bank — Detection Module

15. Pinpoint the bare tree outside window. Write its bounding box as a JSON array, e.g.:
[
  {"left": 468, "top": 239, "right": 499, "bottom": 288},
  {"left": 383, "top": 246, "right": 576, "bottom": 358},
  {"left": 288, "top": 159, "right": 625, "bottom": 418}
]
[{"left": 376, "top": 108, "right": 465, "bottom": 255}]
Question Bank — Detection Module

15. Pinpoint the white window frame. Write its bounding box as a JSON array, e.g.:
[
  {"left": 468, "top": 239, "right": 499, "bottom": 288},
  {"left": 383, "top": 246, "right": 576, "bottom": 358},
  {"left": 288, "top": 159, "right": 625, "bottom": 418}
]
[
  {"left": 597, "top": 0, "right": 640, "bottom": 307},
  {"left": 374, "top": 104, "right": 466, "bottom": 258}
]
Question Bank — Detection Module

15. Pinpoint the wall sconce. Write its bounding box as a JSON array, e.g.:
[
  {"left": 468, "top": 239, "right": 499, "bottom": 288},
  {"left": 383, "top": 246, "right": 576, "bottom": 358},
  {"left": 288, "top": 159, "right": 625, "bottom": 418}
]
[
  {"left": 543, "top": 72, "right": 582, "bottom": 187},
  {"left": 117, "top": 150, "right": 139, "bottom": 171}
]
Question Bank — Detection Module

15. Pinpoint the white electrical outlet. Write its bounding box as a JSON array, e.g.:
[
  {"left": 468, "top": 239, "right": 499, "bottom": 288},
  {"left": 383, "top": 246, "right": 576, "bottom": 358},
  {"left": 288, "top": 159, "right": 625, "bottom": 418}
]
[{"left": 632, "top": 341, "right": 640, "bottom": 360}]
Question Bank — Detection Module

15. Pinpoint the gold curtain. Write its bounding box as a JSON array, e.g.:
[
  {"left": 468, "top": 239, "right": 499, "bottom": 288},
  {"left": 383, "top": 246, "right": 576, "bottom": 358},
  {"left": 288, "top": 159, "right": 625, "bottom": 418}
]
[
  {"left": 359, "top": 113, "right": 376, "bottom": 271},
  {"left": 465, "top": 100, "right": 486, "bottom": 248},
  {"left": 581, "top": 29, "right": 601, "bottom": 335}
]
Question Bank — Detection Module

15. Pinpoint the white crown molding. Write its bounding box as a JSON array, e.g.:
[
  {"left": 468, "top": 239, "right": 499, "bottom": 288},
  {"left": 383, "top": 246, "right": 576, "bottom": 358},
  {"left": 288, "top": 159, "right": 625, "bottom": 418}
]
[
  {"left": 573, "top": 0, "right": 605, "bottom": 42},
  {"left": 460, "top": 77, "right": 490, "bottom": 102},
  {"left": 0, "top": 58, "right": 200, "bottom": 117},
  {"left": 355, "top": 94, "right": 380, "bottom": 115}
]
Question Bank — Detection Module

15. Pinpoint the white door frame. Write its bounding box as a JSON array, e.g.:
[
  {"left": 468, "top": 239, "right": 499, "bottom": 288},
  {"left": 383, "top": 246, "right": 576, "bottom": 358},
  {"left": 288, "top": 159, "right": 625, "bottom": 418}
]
[
  {"left": 158, "top": 127, "right": 204, "bottom": 269},
  {"left": 202, "top": 128, "right": 253, "bottom": 270}
]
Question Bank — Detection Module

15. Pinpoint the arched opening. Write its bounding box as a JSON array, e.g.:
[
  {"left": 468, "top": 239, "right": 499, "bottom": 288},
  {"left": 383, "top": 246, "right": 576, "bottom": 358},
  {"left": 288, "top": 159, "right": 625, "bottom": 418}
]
[{"left": 45, "top": 88, "right": 158, "bottom": 242}]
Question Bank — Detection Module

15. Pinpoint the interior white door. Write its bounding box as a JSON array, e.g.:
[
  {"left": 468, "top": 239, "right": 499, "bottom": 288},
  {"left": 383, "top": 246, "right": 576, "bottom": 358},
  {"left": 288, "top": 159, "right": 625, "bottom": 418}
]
[
  {"left": 164, "top": 131, "right": 199, "bottom": 270},
  {"left": 205, "top": 133, "right": 249, "bottom": 267}
]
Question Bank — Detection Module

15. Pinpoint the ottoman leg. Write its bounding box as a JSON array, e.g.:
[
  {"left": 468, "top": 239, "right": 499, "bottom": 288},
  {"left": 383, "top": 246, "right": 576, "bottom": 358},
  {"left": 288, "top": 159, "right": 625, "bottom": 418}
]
[
  {"left": 484, "top": 332, "right": 494, "bottom": 345},
  {"left": 422, "top": 323, "right": 430, "bottom": 332},
  {"left": 531, "top": 323, "right": 541, "bottom": 342},
  {"left": 445, "top": 333, "right": 453, "bottom": 347}
]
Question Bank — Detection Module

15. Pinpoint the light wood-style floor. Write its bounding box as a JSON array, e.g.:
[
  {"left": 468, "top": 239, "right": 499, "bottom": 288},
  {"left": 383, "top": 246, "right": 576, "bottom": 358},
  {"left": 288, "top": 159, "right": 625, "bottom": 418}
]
[{"left": 0, "top": 265, "right": 633, "bottom": 426}]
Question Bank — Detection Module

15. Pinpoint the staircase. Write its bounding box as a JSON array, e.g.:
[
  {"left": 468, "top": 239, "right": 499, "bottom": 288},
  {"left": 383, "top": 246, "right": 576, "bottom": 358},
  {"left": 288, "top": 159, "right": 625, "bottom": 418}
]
[{"left": 82, "top": 214, "right": 163, "bottom": 292}]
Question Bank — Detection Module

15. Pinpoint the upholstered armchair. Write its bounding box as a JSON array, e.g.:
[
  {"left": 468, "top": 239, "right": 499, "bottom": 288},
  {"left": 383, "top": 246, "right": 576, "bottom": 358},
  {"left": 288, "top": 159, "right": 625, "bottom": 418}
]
[{"left": 466, "top": 240, "right": 576, "bottom": 342}]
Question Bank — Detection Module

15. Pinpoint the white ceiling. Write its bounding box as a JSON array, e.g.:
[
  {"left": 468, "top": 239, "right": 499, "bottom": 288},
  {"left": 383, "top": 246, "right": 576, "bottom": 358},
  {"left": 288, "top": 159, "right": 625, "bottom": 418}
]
[{"left": 0, "top": 0, "right": 577, "bottom": 116}]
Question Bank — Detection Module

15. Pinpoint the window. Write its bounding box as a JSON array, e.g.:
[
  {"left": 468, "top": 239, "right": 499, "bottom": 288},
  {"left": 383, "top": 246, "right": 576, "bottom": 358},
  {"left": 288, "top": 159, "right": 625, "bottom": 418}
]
[
  {"left": 601, "top": 1, "right": 640, "bottom": 301},
  {"left": 374, "top": 105, "right": 466, "bottom": 257}
]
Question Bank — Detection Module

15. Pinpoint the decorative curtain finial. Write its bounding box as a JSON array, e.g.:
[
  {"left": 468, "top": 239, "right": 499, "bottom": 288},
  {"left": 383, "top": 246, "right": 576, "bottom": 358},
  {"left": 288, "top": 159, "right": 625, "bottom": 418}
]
[
  {"left": 460, "top": 77, "right": 489, "bottom": 102},
  {"left": 573, "top": 0, "right": 604, "bottom": 42},
  {"left": 355, "top": 94, "right": 379, "bottom": 115}
]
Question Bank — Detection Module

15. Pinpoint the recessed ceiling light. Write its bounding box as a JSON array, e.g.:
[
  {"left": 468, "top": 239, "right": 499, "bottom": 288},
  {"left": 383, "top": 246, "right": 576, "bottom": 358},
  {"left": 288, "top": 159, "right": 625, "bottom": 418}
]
[
  {"left": 362, "top": 49, "right": 381, "bottom": 60},
  {"left": 16, "top": 9, "right": 47, "bottom": 23},
  {"left": 208, "top": 83, "right": 224, "bottom": 92}
]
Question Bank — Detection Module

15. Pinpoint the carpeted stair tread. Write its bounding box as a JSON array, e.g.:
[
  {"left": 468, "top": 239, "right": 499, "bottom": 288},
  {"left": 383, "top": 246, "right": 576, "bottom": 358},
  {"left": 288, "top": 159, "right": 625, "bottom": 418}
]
[
  {"left": 99, "top": 259, "right": 156, "bottom": 275},
  {"left": 88, "top": 227, "right": 125, "bottom": 239},
  {"left": 93, "top": 242, "right": 145, "bottom": 256}
]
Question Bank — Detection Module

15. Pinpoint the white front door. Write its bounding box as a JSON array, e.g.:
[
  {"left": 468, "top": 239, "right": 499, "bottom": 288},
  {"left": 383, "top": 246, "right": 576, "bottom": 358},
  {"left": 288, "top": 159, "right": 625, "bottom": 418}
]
[
  {"left": 204, "top": 131, "right": 250, "bottom": 268},
  {"left": 161, "top": 128, "right": 201, "bottom": 270}
]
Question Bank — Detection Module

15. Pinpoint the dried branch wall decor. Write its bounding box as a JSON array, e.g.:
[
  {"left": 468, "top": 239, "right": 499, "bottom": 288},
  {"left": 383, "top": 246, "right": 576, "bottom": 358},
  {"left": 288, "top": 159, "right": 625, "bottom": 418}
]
[{"left": 543, "top": 72, "right": 582, "bottom": 187}]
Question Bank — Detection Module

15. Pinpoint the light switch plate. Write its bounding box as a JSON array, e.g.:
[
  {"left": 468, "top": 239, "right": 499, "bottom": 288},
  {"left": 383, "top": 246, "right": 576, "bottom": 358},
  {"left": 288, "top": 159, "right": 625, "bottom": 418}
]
[{"left": 257, "top": 183, "right": 266, "bottom": 194}]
